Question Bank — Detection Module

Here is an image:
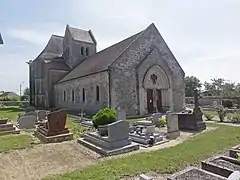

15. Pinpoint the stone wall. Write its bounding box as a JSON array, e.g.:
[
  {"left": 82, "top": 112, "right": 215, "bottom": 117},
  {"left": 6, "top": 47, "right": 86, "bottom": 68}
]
[
  {"left": 63, "top": 27, "right": 96, "bottom": 67},
  {"left": 54, "top": 71, "right": 109, "bottom": 114},
  {"left": 110, "top": 24, "right": 185, "bottom": 116}
]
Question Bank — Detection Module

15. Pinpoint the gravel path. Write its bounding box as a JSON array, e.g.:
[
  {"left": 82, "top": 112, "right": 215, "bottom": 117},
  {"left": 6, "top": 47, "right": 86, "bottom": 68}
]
[{"left": 0, "top": 141, "right": 100, "bottom": 180}]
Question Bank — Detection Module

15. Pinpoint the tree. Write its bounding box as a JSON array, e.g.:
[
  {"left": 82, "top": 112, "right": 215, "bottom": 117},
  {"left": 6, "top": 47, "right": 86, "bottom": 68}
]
[
  {"left": 184, "top": 76, "right": 202, "bottom": 97},
  {"left": 23, "top": 87, "right": 30, "bottom": 96},
  {"left": 20, "top": 87, "right": 30, "bottom": 101}
]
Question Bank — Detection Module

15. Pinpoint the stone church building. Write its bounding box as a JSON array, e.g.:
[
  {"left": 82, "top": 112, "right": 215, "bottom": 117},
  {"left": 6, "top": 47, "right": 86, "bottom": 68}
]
[{"left": 29, "top": 23, "right": 185, "bottom": 116}]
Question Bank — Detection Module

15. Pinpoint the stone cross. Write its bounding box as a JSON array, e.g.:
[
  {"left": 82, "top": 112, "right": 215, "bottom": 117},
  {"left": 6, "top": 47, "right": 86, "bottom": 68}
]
[
  {"left": 79, "top": 109, "right": 85, "bottom": 122},
  {"left": 194, "top": 89, "right": 200, "bottom": 108}
]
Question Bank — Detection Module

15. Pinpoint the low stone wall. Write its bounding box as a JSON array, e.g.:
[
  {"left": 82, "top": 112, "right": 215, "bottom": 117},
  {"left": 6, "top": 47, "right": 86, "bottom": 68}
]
[{"left": 0, "top": 101, "right": 29, "bottom": 107}]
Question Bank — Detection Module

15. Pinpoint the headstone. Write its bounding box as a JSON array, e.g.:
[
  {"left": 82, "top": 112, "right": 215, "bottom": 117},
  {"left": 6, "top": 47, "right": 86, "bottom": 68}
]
[
  {"left": 79, "top": 109, "right": 85, "bottom": 122},
  {"left": 228, "top": 171, "right": 240, "bottom": 180},
  {"left": 152, "top": 113, "right": 162, "bottom": 128},
  {"left": 38, "top": 110, "right": 47, "bottom": 121},
  {"left": 117, "top": 107, "right": 126, "bottom": 121},
  {"left": 166, "top": 111, "right": 180, "bottom": 139},
  {"left": 0, "top": 118, "right": 20, "bottom": 135},
  {"left": 144, "top": 125, "right": 155, "bottom": 136},
  {"left": 25, "top": 106, "right": 35, "bottom": 113},
  {"left": 34, "top": 109, "right": 73, "bottom": 143},
  {"left": 139, "top": 174, "right": 154, "bottom": 180},
  {"left": 18, "top": 113, "right": 37, "bottom": 129}
]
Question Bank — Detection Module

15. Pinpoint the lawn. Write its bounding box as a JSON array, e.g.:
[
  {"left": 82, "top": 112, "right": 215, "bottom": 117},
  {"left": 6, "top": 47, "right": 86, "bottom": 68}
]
[
  {"left": 45, "top": 123, "right": 240, "bottom": 180},
  {"left": 0, "top": 107, "right": 90, "bottom": 153},
  {"left": 0, "top": 106, "right": 24, "bottom": 123},
  {"left": 0, "top": 134, "right": 35, "bottom": 153}
]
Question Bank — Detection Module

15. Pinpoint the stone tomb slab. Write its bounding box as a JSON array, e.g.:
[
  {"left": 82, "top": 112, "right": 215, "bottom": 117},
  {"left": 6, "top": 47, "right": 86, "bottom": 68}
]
[
  {"left": 167, "top": 166, "right": 227, "bottom": 180},
  {"left": 78, "top": 120, "right": 140, "bottom": 156},
  {"left": 229, "top": 145, "right": 240, "bottom": 159},
  {"left": 0, "top": 123, "right": 20, "bottom": 136},
  {"left": 201, "top": 155, "right": 240, "bottom": 178}
]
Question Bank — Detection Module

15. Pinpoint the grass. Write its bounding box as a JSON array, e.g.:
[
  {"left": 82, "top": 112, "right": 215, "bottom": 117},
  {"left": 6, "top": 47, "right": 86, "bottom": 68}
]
[
  {"left": 44, "top": 123, "right": 240, "bottom": 180},
  {"left": 0, "top": 134, "right": 35, "bottom": 153},
  {"left": 66, "top": 116, "right": 92, "bottom": 139},
  {"left": 0, "top": 106, "right": 24, "bottom": 123}
]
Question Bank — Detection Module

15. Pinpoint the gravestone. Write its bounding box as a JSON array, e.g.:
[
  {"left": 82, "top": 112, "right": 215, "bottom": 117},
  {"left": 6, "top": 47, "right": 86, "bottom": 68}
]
[
  {"left": 229, "top": 145, "right": 240, "bottom": 159},
  {"left": 0, "top": 118, "right": 20, "bottom": 135},
  {"left": 34, "top": 109, "right": 73, "bottom": 143},
  {"left": 167, "top": 166, "right": 226, "bottom": 180},
  {"left": 117, "top": 107, "right": 126, "bottom": 121},
  {"left": 25, "top": 106, "right": 36, "bottom": 113},
  {"left": 139, "top": 174, "right": 154, "bottom": 180},
  {"left": 78, "top": 120, "right": 139, "bottom": 156},
  {"left": 227, "top": 171, "right": 240, "bottom": 180},
  {"left": 129, "top": 124, "right": 166, "bottom": 147},
  {"left": 38, "top": 110, "right": 47, "bottom": 121},
  {"left": 17, "top": 113, "right": 37, "bottom": 129},
  {"left": 166, "top": 111, "right": 180, "bottom": 139},
  {"left": 201, "top": 155, "right": 240, "bottom": 178},
  {"left": 177, "top": 90, "right": 206, "bottom": 131}
]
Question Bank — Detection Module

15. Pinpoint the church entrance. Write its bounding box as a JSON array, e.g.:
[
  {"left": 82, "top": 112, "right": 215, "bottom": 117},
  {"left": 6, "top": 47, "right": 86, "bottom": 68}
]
[
  {"left": 147, "top": 89, "right": 162, "bottom": 113},
  {"left": 141, "top": 65, "right": 171, "bottom": 115}
]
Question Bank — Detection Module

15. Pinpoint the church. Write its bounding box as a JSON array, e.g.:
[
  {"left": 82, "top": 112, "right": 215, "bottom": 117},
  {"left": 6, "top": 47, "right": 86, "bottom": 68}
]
[{"left": 28, "top": 23, "right": 185, "bottom": 116}]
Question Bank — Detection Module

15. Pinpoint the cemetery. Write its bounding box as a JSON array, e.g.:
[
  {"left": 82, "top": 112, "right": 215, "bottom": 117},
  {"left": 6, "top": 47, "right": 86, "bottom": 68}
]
[{"left": 0, "top": 100, "right": 240, "bottom": 180}]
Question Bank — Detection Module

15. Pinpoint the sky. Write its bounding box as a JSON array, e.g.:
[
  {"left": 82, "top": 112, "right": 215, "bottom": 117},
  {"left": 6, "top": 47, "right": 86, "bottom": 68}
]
[{"left": 0, "top": 0, "right": 239, "bottom": 94}]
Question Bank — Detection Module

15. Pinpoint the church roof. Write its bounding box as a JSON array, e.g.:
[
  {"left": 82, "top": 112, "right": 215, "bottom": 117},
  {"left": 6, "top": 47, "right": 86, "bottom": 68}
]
[
  {"left": 68, "top": 26, "right": 96, "bottom": 44},
  {"left": 34, "top": 35, "right": 63, "bottom": 60},
  {"left": 0, "top": 33, "right": 3, "bottom": 44},
  {"left": 59, "top": 30, "right": 143, "bottom": 82}
]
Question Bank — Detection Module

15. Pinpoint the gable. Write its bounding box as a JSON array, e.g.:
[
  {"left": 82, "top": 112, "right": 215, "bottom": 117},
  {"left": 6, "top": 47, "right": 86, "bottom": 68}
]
[{"left": 110, "top": 23, "right": 184, "bottom": 77}]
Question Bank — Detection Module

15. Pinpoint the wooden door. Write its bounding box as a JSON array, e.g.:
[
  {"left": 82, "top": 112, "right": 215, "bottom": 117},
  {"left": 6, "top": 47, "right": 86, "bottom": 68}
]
[
  {"left": 157, "top": 89, "right": 162, "bottom": 112},
  {"left": 147, "top": 89, "right": 153, "bottom": 113}
]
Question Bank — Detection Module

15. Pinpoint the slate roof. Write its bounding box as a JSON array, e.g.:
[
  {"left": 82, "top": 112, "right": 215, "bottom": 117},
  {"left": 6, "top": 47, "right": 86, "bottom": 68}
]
[
  {"left": 59, "top": 30, "right": 143, "bottom": 82},
  {"left": 68, "top": 26, "right": 96, "bottom": 44},
  {"left": 34, "top": 35, "right": 63, "bottom": 60},
  {"left": 0, "top": 33, "right": 3, "bottom": 44}
]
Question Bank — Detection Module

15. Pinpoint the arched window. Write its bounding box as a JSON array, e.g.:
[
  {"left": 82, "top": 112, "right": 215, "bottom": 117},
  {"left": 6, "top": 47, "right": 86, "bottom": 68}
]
[
  {"left": 81, "top": 47, "right": 84, "bottom": 55},
  {"left": 82, "top": 88, "right": 85, "bottom": 102},
  {"left": 96, "top": 85, "right": 100, "bottom": 102},
  {"left": 86, "top": 47, "right": 89, "bottom": 56},
  {"left": 63, "top": 90, "right": 66, "bottom": 102},
  {"left": 71, "top": 89, "right": 75, "bottom": 102}
]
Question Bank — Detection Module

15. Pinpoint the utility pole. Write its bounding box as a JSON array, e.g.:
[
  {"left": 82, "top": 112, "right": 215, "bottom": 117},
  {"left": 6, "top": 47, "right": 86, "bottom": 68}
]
[{"left": 19, "top": 82, "right": 24, "bottom": 97}]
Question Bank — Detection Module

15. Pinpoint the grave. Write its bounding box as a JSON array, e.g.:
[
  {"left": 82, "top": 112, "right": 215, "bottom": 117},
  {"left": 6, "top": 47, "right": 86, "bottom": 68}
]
[
  {"left": 201, "top": 155, "right": 240, "bottom": 178},
  {"left": 78, "top": 120, "right": 139, "bottom": 156},
  {"left": 0, "top": 118, "right": 20, "bottom": 135},
  {"left": 17, "top": 112, "right": 37, "bottom": 129},
  {"left": 167, "top": 166, "right": 227, "bottom": 180},
  {"left": 129, "top": 125, "right": 167, "bottom": 147},
  {"left": 135, "top": 113, "right": 163, "bottom": 127},
  {"left": 34, "top": 109, "right": 73, "bottom": 143},
  {"left": 229, "top": 145, "right": 240, "bottom": 159},
  {"left": 139, "top": 174, "right": 154, "bottom": 180},
  {"left": 177, "top": 90, "right": 206, "bottom": 131},
  {"left": 117, "top": 107, "right": 126, "bottom": 121},
  {"left": 25, "top": 106, "right": 36, "bottom": 113},
  {"left": 166, "top": 111, "right": 180, "bottom": 139}
]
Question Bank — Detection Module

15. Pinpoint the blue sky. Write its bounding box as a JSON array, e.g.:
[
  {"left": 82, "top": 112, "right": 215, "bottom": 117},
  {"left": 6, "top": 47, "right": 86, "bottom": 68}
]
[{"left": 0, "top": 0, "right": 239, "bottom": 94}]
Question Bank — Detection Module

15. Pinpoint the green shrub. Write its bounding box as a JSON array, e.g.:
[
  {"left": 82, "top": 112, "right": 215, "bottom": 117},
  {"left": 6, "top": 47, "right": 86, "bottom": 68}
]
[
  {"left": 92, "top": 108, "right": 117, "bottom": 129},
  {"left": 216, "top": 106, "right": 227, "bottom": 122},
  {"left": 158, "top": 117, "right": 166, "bottom": 127},
  {"left": 204, "top": 112, "right": 214, "bottom": 121},
  {"left": 227, "top": 113, "right": 240, "bottom": 123}
]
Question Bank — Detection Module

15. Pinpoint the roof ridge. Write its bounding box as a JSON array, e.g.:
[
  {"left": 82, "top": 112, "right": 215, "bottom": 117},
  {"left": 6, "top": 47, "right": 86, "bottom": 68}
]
[
  {"left": 68, "top": 25, "right": 89, "bottom": 32},
  {"left": 52, "top": 34, "right": 64, "bottom": 38}
]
